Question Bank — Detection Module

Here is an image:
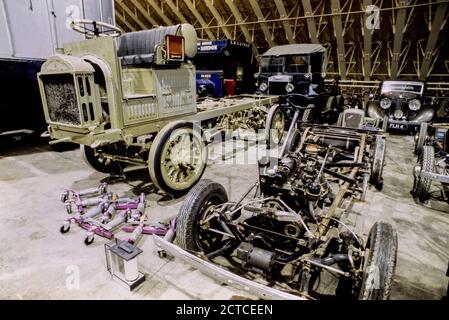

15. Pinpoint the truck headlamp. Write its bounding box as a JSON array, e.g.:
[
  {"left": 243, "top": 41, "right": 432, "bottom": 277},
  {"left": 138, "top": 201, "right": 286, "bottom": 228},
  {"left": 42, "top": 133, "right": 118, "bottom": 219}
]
[
  {"left": 285, "top": 83, "right": 295, "bottom": 93},
  {"left": 259, "top": 82, "right": 268, "bottom": 92}
]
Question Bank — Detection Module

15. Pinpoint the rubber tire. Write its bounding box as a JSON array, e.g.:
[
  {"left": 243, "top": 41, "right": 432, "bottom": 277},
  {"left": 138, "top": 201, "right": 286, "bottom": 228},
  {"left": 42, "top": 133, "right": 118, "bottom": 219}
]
[
  {"left": 148, "top": 121, "right": 208, "bottom": 197},
  {"left": 265, "top": 104, "right": 285, "bottom": 149},
  {"left": 81, "top": 145, "right": 127, "bottom": 174},
  {"left": 359, "top": 222, "right": 398, "bottom": 300},
  {"left": 60, "top": 225, "right": 70, "bottom": 234},
  {"left": 284, "top": 129, "right": 301, "bottom": 153},
  {"left": 414, "top": 122, "right": 428, "bottom": 155},
  {"left": 61, "top": 192, "right": 69, "bottom": 203},
  {"left": 302, "top": 108, "right": 314, "bottom": 123},
  {"left": 325, "top": 96, "right": 335, "bottom": 112},
  {"left": 370, "top": 135, "right": 386, "bottom": 190},
  {"left": 84, "top": 235, "right": 94, "bottom": 246},
  {"left": 415, "top": 145, "right": 434, "bottom": 203},
  {"left": 177, "top": 179, "right": 228, "bottom": 253}
]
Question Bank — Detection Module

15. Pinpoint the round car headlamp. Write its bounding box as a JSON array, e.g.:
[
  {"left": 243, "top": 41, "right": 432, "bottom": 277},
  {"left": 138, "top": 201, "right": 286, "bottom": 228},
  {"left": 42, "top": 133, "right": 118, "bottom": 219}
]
[
  {"left": 380, "top": 97, "right": 392, "bottom": 109},
  {"left": 408, "top": 99, "right": 421, "bottom": 111},
  {"left": 259, "top": 82, "right": 268, "bottom": 92},
  {"left": 285, "top": 83, "right": 295, "bottom": 93}
]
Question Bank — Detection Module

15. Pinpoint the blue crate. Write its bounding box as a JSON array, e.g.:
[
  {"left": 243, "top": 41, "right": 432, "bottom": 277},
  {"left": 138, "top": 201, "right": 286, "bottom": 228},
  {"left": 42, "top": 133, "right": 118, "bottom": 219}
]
[{"left": 196, "top": 70, "right": 224, "bottom": 97}]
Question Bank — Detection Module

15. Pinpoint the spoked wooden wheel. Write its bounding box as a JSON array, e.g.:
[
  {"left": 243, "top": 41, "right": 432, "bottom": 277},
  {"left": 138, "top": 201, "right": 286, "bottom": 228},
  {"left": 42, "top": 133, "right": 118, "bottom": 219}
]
[
  {"left": 265, "top": 104, "right": 285, "bottom": 149},
  {"left": 148, "top": 121, "right": 208, "bottom": 196}
]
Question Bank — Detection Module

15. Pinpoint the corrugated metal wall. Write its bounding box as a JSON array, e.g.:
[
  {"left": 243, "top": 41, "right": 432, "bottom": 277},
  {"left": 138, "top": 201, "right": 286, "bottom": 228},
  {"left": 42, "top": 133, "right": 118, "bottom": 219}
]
[{"left": 0, "top": 0, "right": 115, "bottom": 60}]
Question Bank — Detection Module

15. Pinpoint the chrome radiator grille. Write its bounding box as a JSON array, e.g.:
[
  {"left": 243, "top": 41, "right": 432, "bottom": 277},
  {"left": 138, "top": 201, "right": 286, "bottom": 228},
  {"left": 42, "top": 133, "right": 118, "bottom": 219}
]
[{"left": 42, "top": 74, "right": 80, "bottom": 125}]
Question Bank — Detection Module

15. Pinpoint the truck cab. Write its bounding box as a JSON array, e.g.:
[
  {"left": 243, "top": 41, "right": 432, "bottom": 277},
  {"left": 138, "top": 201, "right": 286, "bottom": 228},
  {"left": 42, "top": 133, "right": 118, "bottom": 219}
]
[
  {"left": 39, "top": 23, "right": 198, "bottom": 147},
  {"left": 38, "top": 21, "right": 276, "bottom": 196},
  {"left": 255, "top": 44, "right": 327, "bottom": 96}
]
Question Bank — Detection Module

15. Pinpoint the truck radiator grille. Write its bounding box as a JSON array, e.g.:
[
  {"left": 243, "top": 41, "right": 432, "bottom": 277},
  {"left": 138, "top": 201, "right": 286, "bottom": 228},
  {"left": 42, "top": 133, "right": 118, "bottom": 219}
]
[
  {"left": 268, "top": 81, "right": 287, "bottom": 95},
  {"left": 343, "top": 113, "right": 364, "bottom": 129},
  {"left": 43, "top": 74, "right": 80, "bottom": 125}
]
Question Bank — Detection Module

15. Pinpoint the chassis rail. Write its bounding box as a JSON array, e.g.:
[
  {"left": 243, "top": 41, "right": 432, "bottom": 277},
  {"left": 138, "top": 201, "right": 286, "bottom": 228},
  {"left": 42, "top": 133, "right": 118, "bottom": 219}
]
[
  {"left": 421, "top": 170, "right": 449, "bottom": 184},
  {"left": 152, "top": 235, "right": 305, "bottom": 300}
]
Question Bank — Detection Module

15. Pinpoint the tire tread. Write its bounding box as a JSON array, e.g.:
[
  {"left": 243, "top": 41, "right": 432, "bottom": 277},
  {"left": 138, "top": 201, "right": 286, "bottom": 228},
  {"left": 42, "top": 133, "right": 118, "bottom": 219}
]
[
  {"left": 177, "top": 179, "right": 228, "bottom": 252},
  {"left": 359, "top": 221, "right": 398, "bottom": 300}
]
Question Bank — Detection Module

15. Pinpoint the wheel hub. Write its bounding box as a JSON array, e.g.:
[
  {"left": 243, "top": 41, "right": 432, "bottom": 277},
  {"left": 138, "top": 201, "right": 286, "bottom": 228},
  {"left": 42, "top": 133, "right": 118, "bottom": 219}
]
[
  {"left": 170, "top": 140, "right": 194, "bottom": 168},
  {"left": 160, "top": 129, "right": 205, "bottom": 190}
]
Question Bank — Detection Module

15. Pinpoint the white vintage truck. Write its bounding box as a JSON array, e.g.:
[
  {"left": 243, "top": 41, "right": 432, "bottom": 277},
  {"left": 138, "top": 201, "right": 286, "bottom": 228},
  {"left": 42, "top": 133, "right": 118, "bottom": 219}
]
[{"left": 38, "top": 20, "right": 277, "bottom": 196}]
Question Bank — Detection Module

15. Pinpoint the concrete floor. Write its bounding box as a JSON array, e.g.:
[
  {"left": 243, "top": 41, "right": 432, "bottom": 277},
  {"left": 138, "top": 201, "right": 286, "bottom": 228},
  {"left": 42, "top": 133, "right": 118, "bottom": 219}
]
[{"left": 0, "top": 133, "right": 448, "bottom": 300}]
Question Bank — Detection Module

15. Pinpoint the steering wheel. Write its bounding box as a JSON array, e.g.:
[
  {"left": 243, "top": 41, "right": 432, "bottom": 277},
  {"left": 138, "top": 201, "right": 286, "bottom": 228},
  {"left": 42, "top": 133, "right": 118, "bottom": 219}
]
[{"left": 70, "top": 19, "right": 122, "bottom": 38}]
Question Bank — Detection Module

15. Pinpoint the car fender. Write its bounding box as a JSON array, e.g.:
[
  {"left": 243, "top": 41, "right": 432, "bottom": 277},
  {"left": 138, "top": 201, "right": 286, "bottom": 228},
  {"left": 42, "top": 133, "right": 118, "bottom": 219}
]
[
  {"left": 413, "top": 106, "right": 435, "bottom": 123},
  {"left": 367, "top": 101, "right": 384, "bottom": 120}
]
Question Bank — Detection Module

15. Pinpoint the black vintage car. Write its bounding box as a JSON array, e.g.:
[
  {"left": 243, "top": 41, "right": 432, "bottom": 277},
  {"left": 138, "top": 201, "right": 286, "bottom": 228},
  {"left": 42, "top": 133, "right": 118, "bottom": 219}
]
[
  {"left": 367, "top": 80, "right": 435, "bottom": 133},
  {"left": 256, "top": 44, "right": 342, "bottom": 125}
]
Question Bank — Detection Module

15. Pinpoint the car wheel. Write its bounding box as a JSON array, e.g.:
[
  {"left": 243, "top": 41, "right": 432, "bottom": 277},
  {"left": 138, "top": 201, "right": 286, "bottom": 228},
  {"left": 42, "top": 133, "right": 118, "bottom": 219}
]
[
  {"left": 148, "top": 121, "right": 208, "bottom": 197},
  {"left": 302, "top": 108, "right": 314, "bottom": 123},
  {"left": 412, "top": 145, "right": 434, "bottom": 202},
  {"left": 265, "top": 104, "right": 285, "bottom": 149},
  {"left": 177, "top": 179, "right": 229, "bottom": 253},
  {"left": 81, "top": 145, "right": 127, "bottom": 174},
  {"left": 414, "top": 122, "right": 428, "bottom": 155},
  {"left": 284, "top": 129, "right": 301, "bottom": 153},
  {"left": 370, "top": 135, "right": 386, "bottom": 190},
  {"left": 325, "top": 96, "right": 335, "bottom": 112},
  {"left": 359, "top": 222, "right": 398, "bottom": 300}
]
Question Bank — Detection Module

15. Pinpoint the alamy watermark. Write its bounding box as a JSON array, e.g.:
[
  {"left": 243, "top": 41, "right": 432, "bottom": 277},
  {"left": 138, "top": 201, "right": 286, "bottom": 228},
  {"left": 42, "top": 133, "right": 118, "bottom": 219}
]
[
  {"left": 65, "top": 265, "right": 80, "bottom": 290},
  {"left": 366, "top": 5, "right": 380, "bottom": 31}
]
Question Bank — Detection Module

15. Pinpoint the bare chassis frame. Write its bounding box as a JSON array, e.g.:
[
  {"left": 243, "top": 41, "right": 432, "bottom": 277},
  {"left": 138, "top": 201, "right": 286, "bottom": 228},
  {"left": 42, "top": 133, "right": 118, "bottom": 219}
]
[
  {"left": 421, "top": 170, "right": 449, "bottom": 184},
  {"left": 64, "top": 95, "right": 279, "bottom": 166},
  {"left": 152, "top": 235, "right": 304, "bottom": 300},
  {"left": 154, "top": 124, "right": 387, "bottom": 300}
]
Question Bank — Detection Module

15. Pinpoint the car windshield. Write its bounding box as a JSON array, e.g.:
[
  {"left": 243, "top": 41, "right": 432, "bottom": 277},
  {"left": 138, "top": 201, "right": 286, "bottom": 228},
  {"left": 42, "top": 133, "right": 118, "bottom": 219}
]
[
  {"left": 285, "top": 55, "right": 309, "bottom": 73},
  {"left": 260, "top": 56, "right": 285, "bottom": 73},
  {"left": 260, "top": 55, "right": 310, "bottom": 74}
]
